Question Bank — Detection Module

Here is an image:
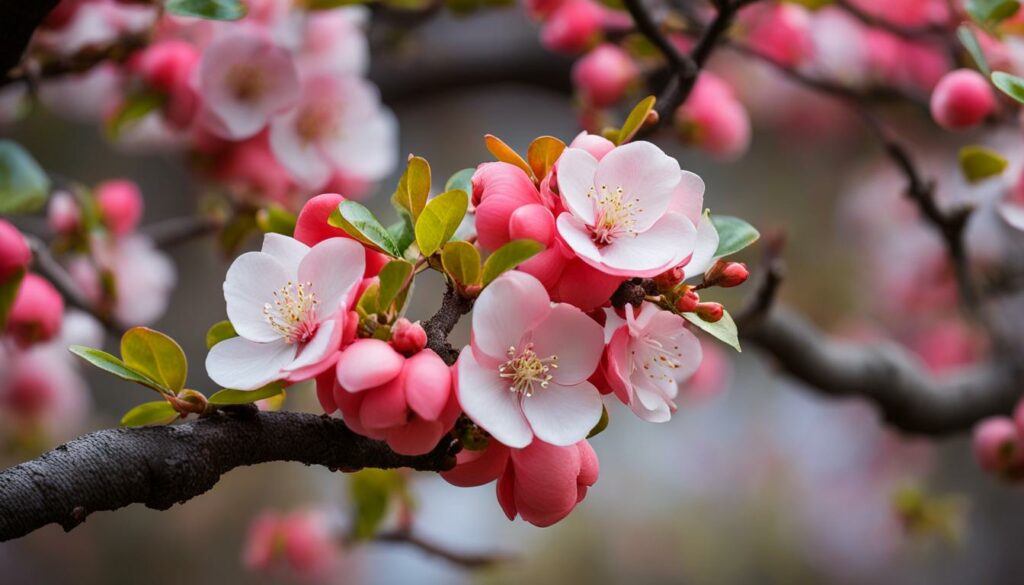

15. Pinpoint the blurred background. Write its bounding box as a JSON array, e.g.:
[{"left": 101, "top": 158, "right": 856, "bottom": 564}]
[{"left": 2, "top": 5, "right": 1024, "bottom": 585}]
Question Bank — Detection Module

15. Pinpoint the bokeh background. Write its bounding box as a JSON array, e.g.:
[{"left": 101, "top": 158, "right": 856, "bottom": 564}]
[{"left": 2, "top": 7, "right": 1023, "bottom": 585}]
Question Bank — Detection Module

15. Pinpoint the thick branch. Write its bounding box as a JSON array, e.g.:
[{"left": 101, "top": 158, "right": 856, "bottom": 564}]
[
  {"left": 0, "top": 0, "right": 61, "bottom": 78},
  {"left": 0, "top": 411, "right": 456, "bottom": 542},
  {"left": 422, "top": 284, "right": 473, "bottom": 366},
  {"left": 742, "top": 306, "right": 1021, "bottom": 435}
]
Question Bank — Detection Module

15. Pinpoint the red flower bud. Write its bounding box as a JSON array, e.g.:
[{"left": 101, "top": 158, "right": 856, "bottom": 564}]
[
  {"left": 390, "top": 318, "right": 427, "bottom": 355},
  {"left": 0, "top": 219, "right": 30, "bottom": 283},
  {"left": 695, "top": 302, "right": 724, "bottom": 323},
  {"left": 675, "top": 288, "right": 700, "bottom": 313},
  {"left": 704, "top": 260, "right": 749, "bottom": 288},
  {"left": 653, "top": 266, "right": 684, "bottom": 290}
]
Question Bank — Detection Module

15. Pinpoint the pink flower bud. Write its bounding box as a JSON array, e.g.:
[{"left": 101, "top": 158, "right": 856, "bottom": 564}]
[
  {"left": 541, "top": 0, "right": 603, "bottom": 54},
  {"left": 703, "top": 260, "right": 749, "bottom": 288},
  {"left": 336, "top": 339, "right": 405, "bottom": 392},
  {"left": 7, "top": 273, "right": 64, "bottom": 347},
  {"left": 390, "top": 318, "right": 427, "bottom": 355},
  {"left": 675, "top": 288, "right": 700, "bottom": 312},
  {"left": 471, "top": 162, "right": 542, "bottom": 251},
  {"left": 930, "top": 69, "right": 995, "bottom": 130},
  {"left": 243, "top": 510, "right": 339, "bottom": 579},
  {"left": 47, "top": 192, "right": 80, "bottom": 235},
  {"left": 695, "top": 301, "right": 724, "bottom": 323},
  {"left": 499, "top": 439, "right": 600, "bottom": 527},
  {"left": 973, "top": 417, "right": 1024, "bottom": 475},
  {"left": 652, "top": 266, "right": 684, "bottom": 290},
  {"left": 132, "top": 40, "right": 200, "bottom": 128},
  {"left": 96, "top": 179, "right": 143, "bottom": 236},
  {"left": 508, "top": 203, "right": 556, "bottom": 246},
  {"left": 572, "top": 44, "right": 638, "bottom": 108},
  {"left": 567, "top": 131, "right": 615, "bottom": 161},
  {"left": 295, "top": 193, "right": 389, "bottom": 277},
  {"left": 675, "top": 72, "right": 751, "bottom": 160},
  {"left": 0, "top": 219, "right": 30, "bottom": 282}
]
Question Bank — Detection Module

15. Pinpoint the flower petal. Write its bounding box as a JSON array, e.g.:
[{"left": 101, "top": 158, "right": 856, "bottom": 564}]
[
  {"left": 682, "top": 214, "right": 719, "bottom": 280},
  {"left": 555, "top": 213, "right": 603, "bottom": 264},
  {"left": 555, "top": 148, "right": 599, "bottom": 224},
  {"left": 299, "top": 237, "right": 366, "bottom": 320},
  {"left": 668, "top": 170, "right": 705, "bottom": 225},
  {"left": 471, "top": 271, "right": 551, "bottom": 363},
  {"left": 441, "top": 441, "right": 511, "bottom": 487},
  {"left": 224, "top": 251, "right": 290, "bottom": 342},
  {"left": 282, "top": 318, "right": 341, "bottom": 376},
  {"left": 386, "top": 418, "right": 447, "bottom": 456},
  {"left": 599, "top": 212, "right": 696, "bottom": 277},
  {"left": 594, "top": 141, "right": 681, "bottom": 232},
  {"left": 456, "top": 347, "right": 533, "bottom": 449},
  {"left": 529, "top": 304, "right": 604, "bottom": 385},
  {"left": 261, "top": 233, "right": 309, "bottom": 277},
  {"left": 521, "top": 381, "right": 603, "bottom": 446},
  {"left": 360, "top": 376, "right": 408, "bottom": 430},
  {"left": 336, "top": 339, "right": 404, "bottom": 392},
  {"left": 206, "top": 336, "right": 297, "bottom": 390},
  {"left": 404, "top": 350, "right": 452, "bottom": 421}
]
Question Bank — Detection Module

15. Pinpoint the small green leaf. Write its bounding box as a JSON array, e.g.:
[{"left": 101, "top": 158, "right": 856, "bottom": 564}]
[
  {"left": 69, "top": 346, "right": 168, "bottom": 392},
  {"left": 482, "top": 239, "right": 544, "bottom": 286},
  {"left": 587, "top": 405, "right": 609, "bottom": 438},
  {"left": 350, "top": 469, "right": 404, "bottom": 539},
  {"left": 104, "top": 91, "right": 165, "bottom": 140},
  {"left": 616, "top": 95, "right": 657, "bottom": 145},
  {"left": 527, "top": 136, "right": 566, "bottom": 181},
  {"left": 441, "top": 241, "right": 482, "bottom": 286},
  {"left": 387, "top": 218, "right": 416, "bottom": 255},
  {"left": 967, "top": 0, "right": 1020, "bottom": 27},
  {"left": 959, "top": 145, "right": 1008, "bottom": 183},
  {"left": 256, "top": 205, "right": 297, "bottom": 236},
  {"left": 356, "top": 282, "right": 381, "bottom": 317},
  {"left": 958, "top": 25, "right": 991, "bottom": 76},
  {"left": 208, "top": 382, "right": 284, "bottom": 405},
  {"left": 0, "top": 269, "right": 24, "bottom": 330},
  {"left": 120, "top": 401, "right": 180, "bottom": 427},
  {"left": 164, "top": 0, "right": 248, "bottom": 20},
  {"left": 444, "top": 168, "right": 475, "bottom": 196},
  {"left": 711, "top": 215, "right": 759, "bottom": 257},
  {"left": 121, "top": 327, "right": 188, "bottom": 394},
  {"left": 414, "top": 189, "right": 469, "bottom": 256},
  {"left": 392, "top": 156, "right": 431, "bottom": 221},
  {"left": 992, "top": 71, "right": 1024, "bottom": 103},
  {"left": 377, "top": 260, "right": 414, "bottom": 310},
  {"left": 484, "top": 134, "right": 534, "bottom": 180},
  {"left": 329, "top": 200, "right": 401, "bottom": 257},
  {"left": 682, "top": 309, "right": 741, "bottom": 352},
  {"left": 0, "top": 141, "right": 50, "bottom": 215},
  {"left": 205, "top": 320, "right": 238, "bottom": 350}
]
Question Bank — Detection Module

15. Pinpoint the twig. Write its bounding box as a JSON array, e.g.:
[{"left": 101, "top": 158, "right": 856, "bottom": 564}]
[
  {"left": 374, "top": 529, "right": 511, "bottom": 569},
  {"left": 143, "top": 215, "right": 220, "bottom": 249},
  {"left": 422, "top": 283, "right": 474, "bottom": 366}
]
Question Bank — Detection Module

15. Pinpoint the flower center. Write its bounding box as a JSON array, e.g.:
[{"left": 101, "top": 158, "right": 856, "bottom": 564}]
[
  {"left": 634, "top": 337, "right": 684, "bottom": 385},
  {"left": 263, "top": 281, "right": 319, "bottom": 344},
  {"left": 587, "top": 184, "right": 643, "bottom": 245},
  {"left": 296, "top": 101, "right": 338, "bottom": 144},
  {"left": 226, "top": 64, "right": 268, "bottom": 103},
  {"left": 498, "top": 343, "right": 558, "bottom": 397}
]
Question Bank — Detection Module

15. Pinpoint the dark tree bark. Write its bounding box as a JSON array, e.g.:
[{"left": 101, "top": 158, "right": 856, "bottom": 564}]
[{"left": 0, "top": 0, "right": 61, "bottom": 77}]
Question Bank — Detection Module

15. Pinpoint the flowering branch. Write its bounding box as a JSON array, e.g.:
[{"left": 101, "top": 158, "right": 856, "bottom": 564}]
[{"left": 0, "top": 410, "right": 457, "bottom": 542}]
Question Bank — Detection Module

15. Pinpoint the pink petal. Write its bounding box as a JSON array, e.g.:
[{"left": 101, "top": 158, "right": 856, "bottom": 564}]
[
  {"left": 551, "top": 259, "right": 624, "bottom": 311},
  {"left": 315, "top": 368, "right": 337, "bottom": 414},
  {"left": 529, "top": 304, "right": 604, "bottom": 385},
  {"left": 593, "top": 141, "right": 681, "bottom": 232},
  {"left": 269, "top": 108, "right": 334, "bottom": 190},
  {"left": 598, "top": 212, "right": 696, "bottom": 277},
  {"left": 386, "top": 418, "right": 446, "bottom": 456},
  {"left": 205, "top": 336, "right": 297, "bottom": 390},
  {"left": 520, "top": 380, "right": 603, "bottom": 446},
  {"left": 224, "top": 251, "right": 290, "bottom": 342},
  {"left": 404, "top": 350, "right": 452, "bottom": 421},
  {"left": 299, "top": 237, "right": 365, "bottom": 320},
  {"left": 441, "top": 441, "right": 511, "bottom": 487},
  {"left": 509, "top": 440, "right": 582, "bottom": 527},
  {"left": 336, "top": 339, "right": 404, "bottom": 392},
  {"left": 473, "top": 162, "right": 541, "bottom": 251},
  {"left": 555, "top": 148, "right": 599, "bottom": 224},
  {"left": 360, "top": 376, "right": 408, "bottom": 430},
  {"left": 456, "top": 347, "right": 533, "bottom": 449},
  {"left": 282, "top": 318, "right": 342, "bottom": 381},
  {"left": 576, "top": 440, "right": 599, "bottom": 487},
  {"left": 497, "top": 464, "right": 517, "bottom": 521},
  {"left": 471, "top": 271, "right": 551, "bottom": 364}
]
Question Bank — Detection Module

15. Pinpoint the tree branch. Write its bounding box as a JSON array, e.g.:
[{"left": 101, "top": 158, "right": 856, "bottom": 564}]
[
  {"left": 0, "top": 410, "right": 456, "bottom": 542},
  {"left": 0, "top": 0, "right": 61, "bottom": 79},
  {"left": 374, "top": 529, "right": 511, "bottom": 568},
  {"left": 422, "top": 284, "right": 473, "bottom": 366}
]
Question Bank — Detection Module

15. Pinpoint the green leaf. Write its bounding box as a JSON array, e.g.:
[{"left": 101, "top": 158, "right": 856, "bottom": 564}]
[
  {"left": 444, "top": 168, "right": 475, "bottom": 196},
  {"left": 164, "top": 0, "right": 248, "bottom": 20},
  {"left": 121, "top": 327, "right": 188, "bottom": 394},
  {"left": 527, "top": 136, "right": 566, "bottom": 181},
  {"left": 958, "top": 25, "right": 991, "bottom": 77},
  {"left": 0, "top": 141, "right": 50, "bottom": 215},
  {"left": 350, "top": 469, "right": 404, "bottom": 539},
  {"left": 387, "top": 218, "right": 416, "bottom": 255},
  {"left": 104, "top": 91, "right": 165, "bottom": 140},
  {"left": 356, "top": 282, "right": 381, "bottom": 317},
  {"left": 329, "top": 200, "right": 401, "bottom": 257},
  {"left": 682, "top": 309, "right": 741, "bottom": 352},
  {"left": 208, "top": 382, "right": 284, "bottom": 405},
  {"left": 120, "top": 401, "right": 180, "bottom": 427},
  {"left": 484, "top": 134, "right": 534, "bottom": 180},
  {"left": 377, "top": 259, "right": 414, "bottom": 310},
  {"left": 587, "top": 405, "right": 609, "bottom": 438},
  {"left": 69, "top": 346, "right": 168, "bottom": 392},
  {"left": 616, "top": 96, "right": 657, "bottom": 145},
  {"left": 205, "top": 320, "right": 238, "bottom": 350},
  {"left": 482, "top": 239, "right": 544, "bottom": 286},
  {"left": 256, "top": 205, "right": 297, "bottom": 236},
  {"left": 414, "top": 189, "right": 469, "bottom": 256},
  {"left": 0, "top": 269, "right": 24, "bottom": 330},
  {"left": 992, "top": 71, "right": 1024, "bottom": 103},
  {"left": 959, "top": 145, "right": 1008, "bottom": 183},
  {"left": 711, "top": 215, "right": 759, "bottom": 257},
  {"left": 966, "top": 0, "right": 1020, "bottom": 26},
  {"left": 392, "top": 156, "right": 431, "bottom": 221},
  {"left": 441, "top": 241, "right": 482, "bottom": 286}
]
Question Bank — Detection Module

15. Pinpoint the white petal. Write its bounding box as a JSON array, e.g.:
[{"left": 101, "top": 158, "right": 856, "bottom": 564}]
[
  {"left": 224, "top": 251, "right": 290, "bottom": 342},
  {"left": 555, "top": 213, "right": 603, "bottom": 264},
  {"left": 269, "top": 110, "right": 334, "bottom": 190},
  {"left": 261, "top": 233, "right": 309, "bottom": 277},
  {"left": 298, "top": 238, "right": 366, "bottom": 320},
  {"left": 600, "top": 212, "right": 697, "bottom": 277},
  {"left": 471, "top": 271, "right": 551, "bottom": 363},
  {"left": 556, "top": 148, "right": 599, "bottom": 224},
  {"left": 529, "top": 304, "right": 604, "bottom": 385},
  {"left": 683, "top": 214, "right": 719, "bottom": 280},
  {"left": 668, "top": 170, "right": 706, "bottom": 225},
  {"left": 594, "top": 141, "right": 681, "bottom": 232},
  {"left": 325, "top": 108, "right": 398, "bottom": 181},
  {"left": 521, "top": 381, "right": 603, "bottom": 446},
  {"left": 457, "top": 347, "right": 533, "bottom": 448},
  {"left": 999, "top": 202, "right": 1024, "bottom": 231},
  {"left": 206, "top": 337, "right": 296, "bottom": 390},
  {"left": 282, "top": 319, "right": 339, "bottom": 372}
]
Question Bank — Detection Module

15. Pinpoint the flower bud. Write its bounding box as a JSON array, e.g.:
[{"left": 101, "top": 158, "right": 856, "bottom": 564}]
[
  {"left": 7, "top": 273, "right": 64, "bottom": 347},
  {"left": 541, "top": 0, "right": 603, "bottom": 54},
  {"left": 675, "top": 72, "right": 750, "bottom": 160},
  {"left": 675, "top": 288, "right": 699, "bottom": 313},
  {"left": 0, "top": 219, "right": 30, "bottom": 283},
  {"left": 47, "top": 192, "right": 80, "bottom": 235},
  {"left": 96, "top": 179, "right": 143, "bottom": 236},
  {"left": 390, "top": 318, "right": 428, "bottom": 355},
  {"left": 973, "top": 417, "right": 1024, "bottom": 476},
  {"left": 572, "top": 44, "right": 638, "bottom": 108},
  {"left": 508, "top": 203, "right": 556, "bottom": 246},
  {"left": 652, "top": 266, "right": 684, "bottom": 290},
  {"left": 695, "top": 302, "right": 724, "bottom": 323},
  {"left": 930, "top": 69, "right": 995, "bottom": 131},
  {"left": 703, "top": 260, "right": 749, "bottom": 288}
]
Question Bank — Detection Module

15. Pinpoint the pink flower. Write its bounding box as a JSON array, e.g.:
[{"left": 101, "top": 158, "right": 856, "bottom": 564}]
[
  {"left": 47, "top": 191, "right": 81, "bottom": 235},
  {"left": 457, "top": 271, "right": 604, "bottom": 447},
  {"left": 269, "top": 75, "right": 397, "bottom": 191},
  {"left": 212, "top": 132, "right": 295, "bottom": 204},
  {"left": 541, "top": 0, "right": 604, "bottom": 53},
  {"left": 555, "top": 141, "right": 700, "bottom": 277},
  {"left": 297, "top": 7, "right": 369, "bottom": 77},
  {"left": 743, "top": 3, "right": 814, "bottom": 68},
  {"left": 601, "top": 303, "right": 702, "bottom": 422},
  {"left": 206, "top": 234, "right": 365, "bottom": 390},
  {"left": 929, "top": 69, "right": 995, "bottom": 130},
  {"left": 197, "top": 30, "right": 300, "bottom": 140},
  {"left": 973, "top": 417, "right": 1024, "bottom": 476},
  {"left": 0, "top": 219, "right": 30, "bottom": 283},
  {"left": 572, "top": 44, "right": 638, "bottom": 108},
  {"left": 675, "top": 72, "right": 751, "bottom": 160},
  {"left": 95, "top": 179, "right": 143, "bottom": 236},
  {"left": 294, "top": 193, "right": 390, "bottom": 277},
  {"left": 131, "top": 40, "right": 201, "bottom": 129},
  {"left": 442, "top": 438, "right": 599, "bottom": 527},
  {"left": 243, "top": 509, "right": 340, "bottom": 579},
  {"left": 6, "top": 274, "right": 64, "bottom": 348}
]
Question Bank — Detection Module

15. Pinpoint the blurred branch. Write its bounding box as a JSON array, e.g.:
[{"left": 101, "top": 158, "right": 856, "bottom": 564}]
[
  {"left": 734, "top": 229, "right": 785, "bottom": 328},
  {"left": 143, "top": 215, "right": 221, "bottom": 249},
  {"left": 832, "top": 0, "right": 952, "bottom": 39},
  {"left": 374, "top": 529, "right": 511, "bottom": 568},
  {"left": 2, "top": 32, "right": 151, "bottom": 90},
  {"left": 0, "top": 411, "right": 457, "bottom": 542},
  {"left": 0, "top": 0, "right": 61, "bottom": 80}
]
